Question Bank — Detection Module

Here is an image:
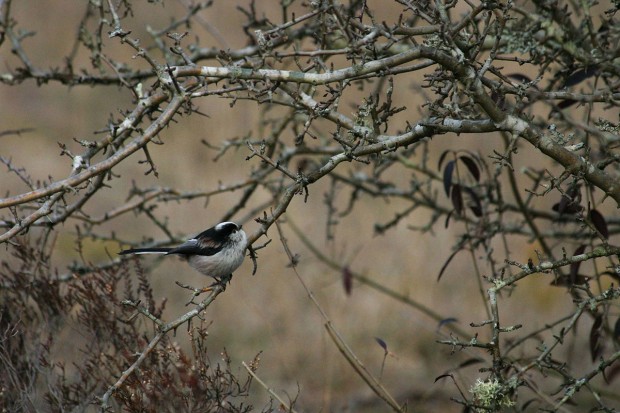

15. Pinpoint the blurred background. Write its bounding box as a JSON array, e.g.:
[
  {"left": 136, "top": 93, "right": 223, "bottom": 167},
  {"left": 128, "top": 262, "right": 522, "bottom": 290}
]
[{"left": 1, "top": 1, "right": 618, "bottom": 411}]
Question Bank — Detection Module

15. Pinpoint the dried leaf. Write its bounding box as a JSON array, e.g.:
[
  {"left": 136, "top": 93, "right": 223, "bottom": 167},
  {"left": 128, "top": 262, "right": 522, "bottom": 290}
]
[
  {"left": 438, "top": 247, "right": 464, "bottom": 282},
  {"left": 552, "top": 194, "right": 583, "bottom": 215},
  {"left": 507, "top": 73, "right": 532, "bottom": 84},
  {"left": 463, "top": 186, "right": 483, "bottom": 217},
  {"left": 437, "top": 317, "right": 458, "bottom": 330},
  {"left": 589, "top": 209, "right": 609, "bottom": 239},
  {"left": 459, "top": 155, "right": 480, "bottom": 182},
  {"left": 434, "top": 373, "right": 453, "bottom": 383},
  {"left": 590, "top": 315, "right": 604, "bottom": 362},
  {"left": 438, "top": 149, "right": 451, "bottom": 171},
  {"left": 564, "top": 66, "right": 599, "bottom": 87},
  {"left": 444, "top": 210, "right": 454, "bottom": 229},
  {"left": 342, "top": 266, "right": 353, "bottom": 296},
  {"left": 451, "top": 184, "right": 463, "bottom": 215},
  {"left": 375, "top": 337, "right": 388, "bottom": 352},
  {"left": 552, "top": 184, "right": 583, "bottom": 215},
  {"left": 443, "top": 160, "right": 455, "bottom": 197},
  {"left": 457, "top": 358, "right": 484, "bottom": 369}
]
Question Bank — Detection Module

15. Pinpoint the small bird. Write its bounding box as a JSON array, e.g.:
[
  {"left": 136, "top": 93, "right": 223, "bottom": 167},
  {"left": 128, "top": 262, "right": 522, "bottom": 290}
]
[{"left": 119, "top": 221, "right": 247, "bottom": 285}]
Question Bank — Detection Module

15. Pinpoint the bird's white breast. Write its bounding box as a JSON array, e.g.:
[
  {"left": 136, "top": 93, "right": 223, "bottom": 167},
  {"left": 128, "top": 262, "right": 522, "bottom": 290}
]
[{"left": 187, "top": 229, "right": 247, "bottom": 278}]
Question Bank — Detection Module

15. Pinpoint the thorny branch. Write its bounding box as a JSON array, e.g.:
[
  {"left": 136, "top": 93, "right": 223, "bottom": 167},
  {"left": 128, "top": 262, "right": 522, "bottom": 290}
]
[
  {"left": 99, "top": 282, "right": 228, "bottom": 410},
  {"left": 2, "top": 0, "right": 620, "bottom": 411}
]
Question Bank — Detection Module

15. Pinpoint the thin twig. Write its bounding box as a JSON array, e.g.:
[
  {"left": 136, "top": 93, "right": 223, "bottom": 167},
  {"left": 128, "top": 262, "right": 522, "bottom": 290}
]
[
  {"left": 241, "top": 361, "right": 300, "bottom": 413},
  {"left": 274, "top": 220, "right": 404, "bottom": 413}
]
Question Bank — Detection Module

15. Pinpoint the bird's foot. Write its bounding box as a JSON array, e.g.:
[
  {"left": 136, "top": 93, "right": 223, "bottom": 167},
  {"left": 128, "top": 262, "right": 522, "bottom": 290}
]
[{"left": 208, "top": 273, "right": 232, "bottom": 291}]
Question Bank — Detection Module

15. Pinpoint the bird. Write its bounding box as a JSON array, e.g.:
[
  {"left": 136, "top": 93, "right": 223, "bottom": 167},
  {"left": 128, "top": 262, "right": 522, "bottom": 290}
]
[{"left": 119, "top": 221, "right": 247, "bottom": 286}]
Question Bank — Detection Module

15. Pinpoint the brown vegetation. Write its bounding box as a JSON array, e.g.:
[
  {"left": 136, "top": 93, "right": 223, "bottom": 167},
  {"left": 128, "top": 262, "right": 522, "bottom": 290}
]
[{"left": 1, "top": 1, "right": 620, "bottom": 412}]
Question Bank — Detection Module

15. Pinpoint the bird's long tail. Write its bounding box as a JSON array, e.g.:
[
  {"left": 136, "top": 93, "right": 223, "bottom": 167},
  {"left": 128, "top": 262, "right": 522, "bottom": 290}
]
[{"left": 119, "top": 247, "right": 172, "bottom": 255}]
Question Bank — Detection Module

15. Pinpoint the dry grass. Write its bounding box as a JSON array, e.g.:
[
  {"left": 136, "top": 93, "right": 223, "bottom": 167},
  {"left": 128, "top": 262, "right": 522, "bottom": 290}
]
[{"left": 1, "top": 1, "right": 619, "bottom": 412}]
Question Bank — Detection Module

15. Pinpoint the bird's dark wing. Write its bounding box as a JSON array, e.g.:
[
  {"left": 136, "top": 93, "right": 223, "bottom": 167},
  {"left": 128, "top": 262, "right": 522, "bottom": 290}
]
[{"left": 167, "top": 238, "right": 224, "bottom": 256}]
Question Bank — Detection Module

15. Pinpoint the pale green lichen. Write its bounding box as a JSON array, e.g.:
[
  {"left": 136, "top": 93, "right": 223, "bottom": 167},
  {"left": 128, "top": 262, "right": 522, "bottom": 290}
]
[{"left": 470, "top": 377, "right": 515, "bottom": 412}]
